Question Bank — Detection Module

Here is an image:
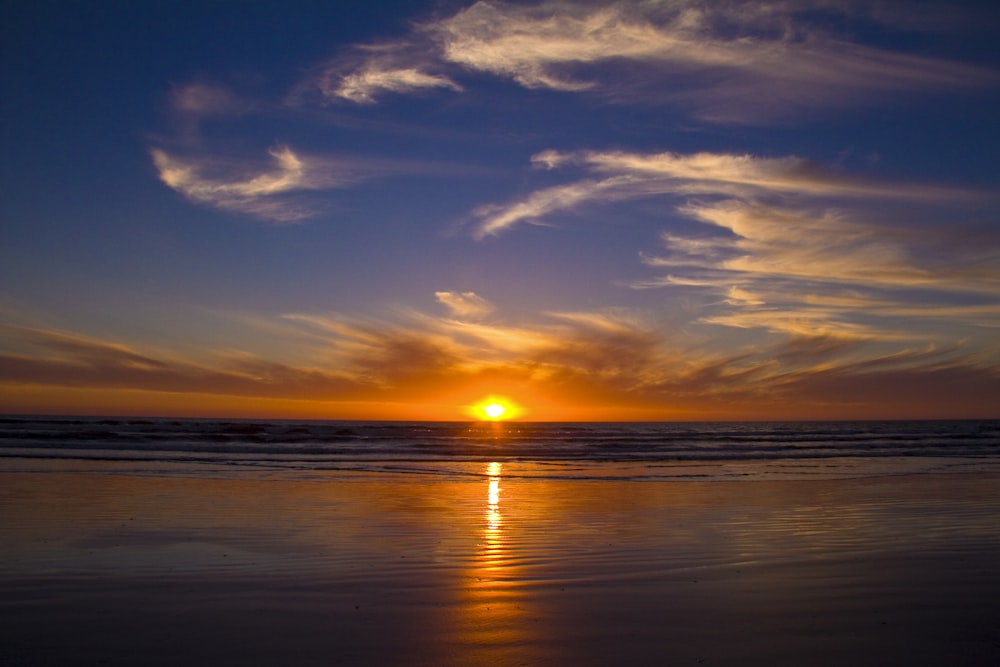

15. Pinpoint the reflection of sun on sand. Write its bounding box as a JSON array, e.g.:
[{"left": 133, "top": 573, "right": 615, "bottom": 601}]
[
  {"left": 486, "top": 461, "right": 502, "bottom": 532},
  {"left": 457, "top": 460, "right": 535, "bottom": 649}
]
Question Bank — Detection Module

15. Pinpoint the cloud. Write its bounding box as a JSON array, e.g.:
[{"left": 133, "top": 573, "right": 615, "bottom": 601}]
[
  {"left": 542, "top": 149, "right": 960, "bottom": 198},
  {"left": 435, "top": 291, "right": 496, "bottom": 319},
  {"left": 0, "top": 327, "right": 350, "bottom": 398},
  {"left": 771, "top": 354, "right": 1000, "bottom": 419},
  {"left": 433, "top": 2, "right": 641, "bottom": 91},
  {"left": 171, "top": 82, "right": 243, "bottom": 116},
  {"left": 469, "top": 146, "right": 1000, "bottom": 352},
  {"left": 321, "top": 43, "right": 463, "bottom": 103},
  {"left": 675, "top": 200, "right": 931, "bottom": 288},
  {"left": 642, "top": 199, "right": 1000, "bottom": 342},
  {"left": 151, "top": 145, "right": 354, "bottom": 222},
  {"left": 307, "top": 35, "right": 463, "bottom": 104},
  {"left": 4, "top": 295, "right": 999, "bottom": 419},
  {"left": 472, "top": 148, "right": 962, "bottom": 237},
  {"left": 0, "top": 325, "right": 363, "bottom": 399},
  {"left": 317, "top": 1, "right": 995, "bottom": 121},
  {"left": 439, "top": 1, "right": 994, "bottom": 120},
  {"left": 651, "top": 197, "right": 1000, "bottom": 293},
  {"left": 164, "top": 82, "right": 261, "bottom": 149},
  {"left": 472, "top": 176, "right": 634, "bottom": 239},
  {"left": 322, "top": 305, "right": 999, "bottom": 418},
  {"left": 284, "top": 306, "right": 675, "bottom": 385},
  {"left": 335, "top": 65, "right": 462, "bottom": 103}
]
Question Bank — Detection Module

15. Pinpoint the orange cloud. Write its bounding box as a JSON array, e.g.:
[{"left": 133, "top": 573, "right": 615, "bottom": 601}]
[{"left": 3, "top": 302, "right": 998, "bottom": 421}]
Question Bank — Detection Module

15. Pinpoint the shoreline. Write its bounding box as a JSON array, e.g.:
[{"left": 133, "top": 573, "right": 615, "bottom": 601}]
[{"left": 3, "top": 453, "right": 998, "bottom": 484}]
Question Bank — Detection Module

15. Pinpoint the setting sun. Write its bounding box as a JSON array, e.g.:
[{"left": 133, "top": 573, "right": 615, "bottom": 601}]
[
  {"left": 468, "top": 395, "right": 521, "bottom": 421},
  {"left": 484, "top": 403, "right": 506, "bottom": 419}
]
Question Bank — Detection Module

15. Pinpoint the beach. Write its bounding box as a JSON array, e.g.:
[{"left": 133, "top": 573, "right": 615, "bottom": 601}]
[{"left": 2, "top": 462, "right": 999, "bottom": 666}]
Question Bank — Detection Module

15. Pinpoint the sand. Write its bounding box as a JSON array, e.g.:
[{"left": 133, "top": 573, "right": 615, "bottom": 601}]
[{"left": 2, "top": 465, "right": 999, "bottom": 666}]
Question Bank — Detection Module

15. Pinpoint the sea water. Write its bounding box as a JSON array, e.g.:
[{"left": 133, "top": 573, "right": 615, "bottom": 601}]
[{"left": 2, "top": 416, "right": 998, "bottom": 480}]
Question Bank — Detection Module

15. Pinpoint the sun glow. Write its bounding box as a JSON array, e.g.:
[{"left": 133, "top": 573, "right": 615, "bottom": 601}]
[
  {"left": 469, "top": 395, "right": 521, "bottom": 421},
  {"left": 484, "top": 403, "right": 506, "bottom": 419}
]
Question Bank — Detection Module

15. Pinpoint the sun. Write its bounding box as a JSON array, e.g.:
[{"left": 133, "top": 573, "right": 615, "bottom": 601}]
[
  {"left": 483, "top": 403, "right": 506, "bottom": 420},
  {"left": 469, "top": 395, "right": 520, "bottom": 421}
]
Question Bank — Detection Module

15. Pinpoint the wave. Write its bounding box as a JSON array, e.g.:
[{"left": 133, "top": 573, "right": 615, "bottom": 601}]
[{"left": 2, "top": 417, "right": 998, "bottom": 468}]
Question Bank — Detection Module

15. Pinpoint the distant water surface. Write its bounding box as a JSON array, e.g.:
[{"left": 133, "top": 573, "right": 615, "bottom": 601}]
[{"left": 2, "top": 416, "right": 998, "bottom": 481}]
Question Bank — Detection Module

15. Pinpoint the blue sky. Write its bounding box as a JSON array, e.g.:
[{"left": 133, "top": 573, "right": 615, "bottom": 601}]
[{"left": 2, "top": 0, "right": 999, "bottom": 420}]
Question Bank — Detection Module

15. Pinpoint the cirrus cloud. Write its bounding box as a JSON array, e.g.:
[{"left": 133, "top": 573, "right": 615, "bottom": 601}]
[
  {"left": 4, "top": 298, "right": 999, "bottom": 420},
  {"left": 467, "top": 145, "right": 1000, "bottom": 351},
  {"left": 313, "top": 0, "right": 996, "bottom": 122},
  {"left": 435, "top": 291, "right": 496, "bottom": 319},
  {"left": 151, "top": 145, "right": 357, "bottom": 222},
  {"left": 318, "top": 42, "right": 463, "bottom": 103}
]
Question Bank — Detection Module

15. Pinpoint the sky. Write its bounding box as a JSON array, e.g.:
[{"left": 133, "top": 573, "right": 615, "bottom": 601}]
[{"left": 2, "top": 0, "right": 999, "bottom": 421}]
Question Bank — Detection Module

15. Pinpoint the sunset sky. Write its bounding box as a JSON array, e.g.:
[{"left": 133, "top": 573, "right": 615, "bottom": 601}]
[{"left": 2, "top": 0, "right": 999, "bottom": 421}]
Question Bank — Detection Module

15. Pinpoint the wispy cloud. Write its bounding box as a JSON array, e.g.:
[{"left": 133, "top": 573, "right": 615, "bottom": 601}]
[
  {"left": 336, "top": 64, "right": 461, "bottom": 103},
  {"left": 279, "top": 304, "right": 999, "bottom": 418},
  {"left": 538, "top": 150, "right": 963, "bottom": 199},
  {"left": 315, "top": 1, "right": 995, "bottom": 122},
  {"left": 170, "top": 82, "right": 245, "bottom": 117},
  {"left": 471, "top": 176, "right": 634, "bottom": 239},
  {"left": 644, "top": 197, "right": 1000, "bottom": 309},
  {"left": 0, "top": 325, "right": 362, "bottom": 399},
  {"left": 672, "top": 200, "right": 933, "bottom": 288},
  {"left": 318, "top": 43, "right": 463, "bottom": 103},
  {"left": 469, "top": 146, "right": 1000, "bottom": 352},
  {"left": 472, "top": 148, "right": 962, "bottom": 238},
  {"left": 4, "top": 300, "right": 998, "bottom": 419},
  {"left": 162, "top": 82, "right": 261, "bottom": 149},
  {"left": 435, "top": 291, "right": 496, "bottom": 319},
  {"left": 151, "top": 145, "right": 355, "bottom": 222}
]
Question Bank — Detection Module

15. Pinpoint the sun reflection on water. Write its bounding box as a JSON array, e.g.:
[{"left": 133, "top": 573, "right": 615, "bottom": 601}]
[
  {"left": 486, "top": 461, "right": 502, "bottom": 535},
  {"left": 454, "top": 460, "right": 536, "bottom": 651}
]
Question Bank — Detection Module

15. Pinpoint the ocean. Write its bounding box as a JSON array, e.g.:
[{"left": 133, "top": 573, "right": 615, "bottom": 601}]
[{"left": 2, "top": 415, "right": 999, "bottom": 480}]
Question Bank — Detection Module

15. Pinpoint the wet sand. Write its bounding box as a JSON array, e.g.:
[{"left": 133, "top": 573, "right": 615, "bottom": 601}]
[{"left": 2, "top": 465, "right": 999, "bottom": 666}]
